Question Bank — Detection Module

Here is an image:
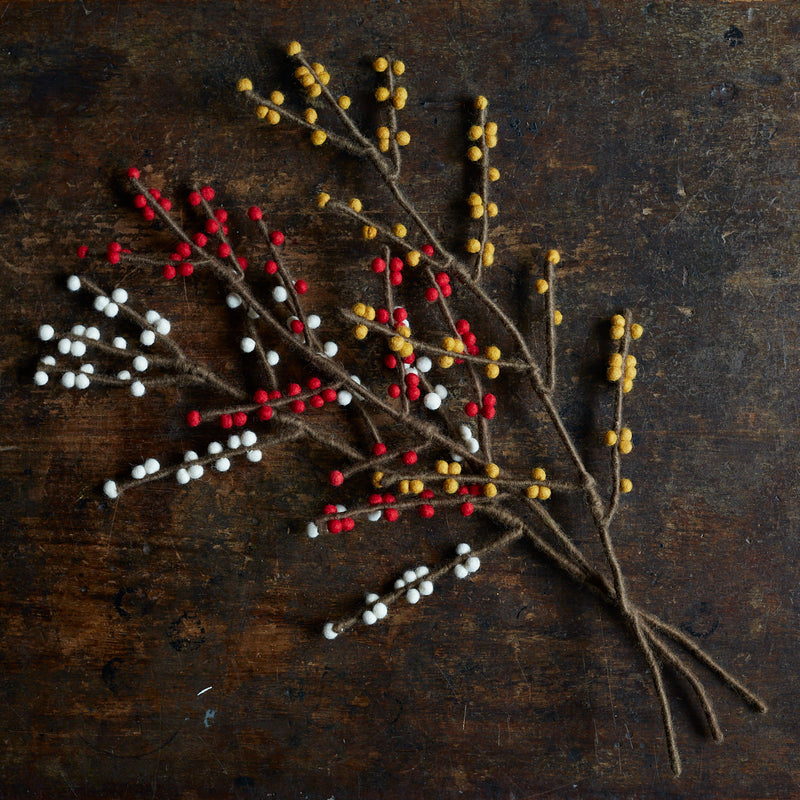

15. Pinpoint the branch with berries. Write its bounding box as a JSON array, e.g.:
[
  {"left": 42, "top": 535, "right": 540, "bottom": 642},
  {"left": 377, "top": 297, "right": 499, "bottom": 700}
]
[{"left": 33, "top": 41, "right": 765, "bottom": 777}]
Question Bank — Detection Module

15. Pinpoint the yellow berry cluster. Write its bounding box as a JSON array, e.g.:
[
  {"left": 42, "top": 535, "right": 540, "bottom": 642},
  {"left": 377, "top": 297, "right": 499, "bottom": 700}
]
[
  {"left": 610, "top": 313, "right": 643, "bottom": 341},
  {"left": 438, "top": 335, "right": 464, "bottom": 369},
  {"left": 525, "top": 466, "right": 551, "bottom": 500},
  {"left": 375, "top": 126, "right": 411, "bottom": 152},
  {"left": 604, "top": 426, "right": 633, "bottom": 454},
  {"left": 484, "top": 345, "right": 501, "bottom": 379},
  {"left": 389, "top": 325, "right": 414, "bottom": 358},
  {"left": 467, "top": 192, "right": 498, "bottom": 220},
  {"left": 466, "top": 238, "right": 494, "bottom": 266},
  {"left": 352, "top": 302, "right": 377, "bottom": 340},
  {"left": 398, "top": 479, "right": 425, "bottom": 495},
  {"left": 607, "top": 352, "right": 637, "bottom": 393}
]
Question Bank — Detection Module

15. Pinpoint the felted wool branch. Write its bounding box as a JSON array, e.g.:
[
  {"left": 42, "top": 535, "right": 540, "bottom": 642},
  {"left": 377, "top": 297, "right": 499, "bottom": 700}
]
[{"left": 33, "top": 42, "right": 765, "bottom": 778}]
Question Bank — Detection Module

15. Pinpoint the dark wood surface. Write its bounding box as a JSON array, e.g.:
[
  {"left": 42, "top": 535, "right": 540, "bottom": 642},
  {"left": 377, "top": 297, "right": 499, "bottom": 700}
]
[{"left": 2, "top": 1, "right": 799, "bottom": 797}]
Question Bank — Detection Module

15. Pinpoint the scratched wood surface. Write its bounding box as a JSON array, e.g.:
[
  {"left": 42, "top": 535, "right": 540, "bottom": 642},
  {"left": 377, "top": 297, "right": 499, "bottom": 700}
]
[{"left": 2, "top": 1, "right": 799, "bottom": 797}]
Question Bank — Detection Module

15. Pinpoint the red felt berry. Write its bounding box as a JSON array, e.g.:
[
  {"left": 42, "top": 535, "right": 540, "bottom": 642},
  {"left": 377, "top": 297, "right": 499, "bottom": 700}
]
[
  {"left": 288, "top": 383, "right": 302, "bottom": 396},
  {"left": 142, "top": 207, "right": 155, "bottom": 221},
  {"left": 464, "top": 332, "right": 477, "bottom": 347},
  {"left": 406, "top": 387, "right": 420, "bottom": 402},
  {"left": 76, "top": 245, "right": 88, "bottom": 259},
  {"left": 133, "top": 194, "right": 147, "bottom": 209},
  {"left": 384, "top": 508, "right": 399, "bottom": 522},
  {"left": 148, "top": 188, "right": 161, "bottom": 200},
  {"left": 435, "top": 272, "right": 450, "bottom": 287},
  {"left": 193, "top": 232, "right": 207, "bottom": 247},
  {"left": 389, "top": 256, "right": 403, "bottom": 272},
  {"left": 483, "top": 393, "right": 497, "bottom": 406},
  {"left": 390, "top": 272, "right": 402, "bottom": 286},
  {"left": 176, "top": 242, "right": 191, "bottom": 258},
  {"left": 294, "top": 279, "right": 308, "bottom": 294},
  {"left": 270, "top": 230, "right": 285, "bottom": 246},
  {"left": 419, "top": 504, "right": 435, "bottom": 519},
  {"left": 107, "top": 241, "right": 122, "bottom": 253},
  {"left": 254, "top": 389, "right": 269, "bottom": 404},
  {"left": 371, "top": 257, "right": 386, "bottom": 273},
  {"left": 126, "top": 167, "right": 140, "bottom": 179},
  {"left": 388, "top": 384, "right": 401, "bottom": 399},
  {"left": 178, "top": 262, "right": 193, "bottom": 277},
  {"left": 307, "top": 377, "right": 322, "bottom": 390},
  {"left": 158, "top": 197, "right": 172, "bottom": 211},
  {"left": 206, "top": 219, "right": 220, "bottom": 234},
  {"left": 441, "top": 285, "right": 452, "bottom": 297},
  {"left": 342, "top": 517, "right": 355, "bottom": 532},
  {"left": 107, "top": 251, "right": 120, "bottom": 265},
  {"left": 393, "top": 308, "right": 408, "bottom": 323},
  {"left": 217, "top": 243, "right": 231, "bottom": 258},
  {"left": 233, "top": 412, "right": 247, "bottom": 426},
  {"left": 237, "top": 256, "right": 248, "bottom": 270},
  {"left": 200, "top": 186, "right": 215, "bottom": 201},
  {"left": 402, "top": 450, "right": 418, "bottom": 466},
  {"left": 405, "top": 373, "right": 420, "bottom": 387},
  {"left": 321, "top": 388, "right": 337, "bottom": 403},
  {"left": 264, "top": 259, "right": 278, "bottom": 274},
  {"left": 384, "top": 354, "right": 398, "bottom": 370},
  {"left": 369, "top": 494, "right": 383, "bottom": 505},
  {"left": 467, "top": 344, "right": 480, "bottom": 356},
  {"left": 374, "top": 308, "right": 388, "bottom": 324},
  {"left": 422, "top": 243, "right": 434, "bottom": 257},
  {"left": 258, "top": 405, "right": 273, "bottom": 421},
  {"left": 383, "top": 493, "right": 396, "bottom": 504},
  {"left": 373, "top": 442, "right": 387, "bottom": 456},
  {"left": 458, "top": 486, "right": 470, "bottom": 495},
  {"left": 169, "top": 253, "right": 180, "bottom": 261},
  {"left": 327, "top": 518, "right": 343, "bottom": 534},
  {"left": 162, "top": 264, "right": 176, "bottom": 280},
  {"left": 464, "top": 402, "right": 479, "bottom": 417},
  {"left": 222, "top": 224, "right": 229, "bottom": 235},
  {"left": 403, "top": 354, "right": 416, "bottom": 364},
  {"left": 456, "top": 319, "right": 470, "bottom": 335},
  {"left": 188, "top": 191, "right": 202, "bottom": 206},
  {"left": 310, "top": 394, "right": 324, "bottom": 409},
  {"left": 186, "top": 410, "right": 201, "bottom": 427},
  {"left": 269, "top": 390, "right": 282, "bottom": 400},
  {"left": 290, "top": 319, "right": 304, "bottom": 334},
  {"left": 461, "top": 501, "right": 474, "bottom": 517},
  {"left": 220, "top": 414, "right": 233, "bottom": 429},
  {"left": 248, "top": 206, "right": 262, "bottom": 220},
  {"left": 482, "top": 406, "right": 496, "bottom": 420},
  {"left": 425, "top": 287, "right": 439, "bottom": 302},
  {"left": 214, "top": 208, "right": 228, "bottom": 222},
  {"left": 290, "top": 399, "right": 306, "bottom": 413},
  {"left": 421, "top": 489, "right": 435, "bottom": 500},
  {"left": 329, "top": 470, "right": 344, "bottom": 487},
  {"left": 324, "top": 504, "right": 337, "bottom": 515},
  {"left": 471, "top": 484, "right": 482, "bottom": 496}
]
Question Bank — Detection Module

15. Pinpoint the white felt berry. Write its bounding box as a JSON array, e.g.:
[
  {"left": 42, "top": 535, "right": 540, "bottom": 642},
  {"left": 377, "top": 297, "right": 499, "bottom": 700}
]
[
  {"left": 373, "top": 602, "right": 388, "bottom": 619},
  {"left": 215, "top": 457, "right": 231, "bottom": 472},
  {"left": 322, "top": 623, "right": 338, "bottom": 640},
  {"left": 306, "top": 522, "right": 319, "bottom": 538},
  {"left": 61, "top": 372, "right": 76, "bottom": 388},
  {"left": 423, "top": 392, "right": 441, "bottom": 410},
  {"left": 144, "top": 458, "right": 160, "bottom": 474},
  {"left": 94, "top": 295, "right": 109, "bottom": 312},
  {"left": 241, "top": 430, "right": 257, "bottom": 447},
  {"left": 188, "top": 464, "right": 204, "bottom": 480},
  {"left": 155, "top": 318, "right": 171, "bottom": 335},
  {"left": 416, "top": 355, "right": 432, "bottom": 373},
  {"left": 272, "top": 286, "right": 288, "bottom": 303},
  {"left": 323, "top": 341, "right": 338, "bottom": 357},
  {"left": 176, "top": 468, "right": 190, "bottom": 484},
  {"left": 307, "top": 314, "right": 321, "bottom": 329},
  {"left": 246, "top": 449, "right": 263, "bottom": 462},
  {"left": 145, "top": 310, "right": 161, "bottom": 324},
  {"left": 131, "top": 464, "right": 146, "bottom": 480},
  {"left": 33, "top": 371, "right": 48, "bottom": 386},
  {"left": 130, "top": 380, "right": 146, "bottom": 397},
  {"left": 113, "top": 336, "right": 127, "bottom": 349},
  {"left": 140, "top": 330, "right": 156, "bottom": 347},
  {"left": 38, "top": 324, "right": 55, "bottom": 341},
  {"left": 75, "top": 373, "right": 90, "bottom": 389},
  {"left": 70, "top": 340, "right": 86, "bottom": 357},
  {"left": 103, "top": 480, "right": 118, "bottom": 499},
  {"left": 240, "top": 337, "right": 256, "bottom": 353},
  {"left": 103, "top": 302, "right": 119, "bottom": 318},
  {"left": 456, "top": 543, "right": 471, "bottom": 555},
  {"left": 226, "top": 293, "right": 242, "bottom": 309},
  {"left": 111, "top": 288, "right": 128, "bottom": 304},
  {"left": 66, "top": 275, "right": 81, "bottom": 292},
  {"left": 57, "top": 338, "right": 71, "bottom": 355},
  {"left": 406, "top": 588, "right": 420, "bottom": 604},
  {"left": 133, "top": 356, "right": 148, "bottom": 372},
  {"left": 266, "top": 350, "right": 280, "bottom": 366}
]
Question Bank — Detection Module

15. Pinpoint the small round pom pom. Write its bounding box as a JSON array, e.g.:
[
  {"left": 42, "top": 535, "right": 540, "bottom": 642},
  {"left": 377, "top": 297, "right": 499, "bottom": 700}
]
[
  {"left": 33, "top": 370, "right": 49, "bottom": 386},
  {"left": 631, "top": 323, "right": 644, "bottom": 339},
  {"left": 620, "top": 478, "right": 633, "bottom": 493},
  {"left": 247, "top": 206, "right": 262, "bottom": 221},
  {"left": 140, "top": 330, "right": 156, "bottom": 347},
  {"left": 237, "top": 78, "right": 253, "bottom": 92},
  {"left": 362, "top": 609, "right": 378, "bottom": 625},
  {"left": 215, "top": 457, "right": 231, "bottom": 472},
  {"left": 306, "top": 522, "right": 319, "bottom": 539},
  {"left": 322, "top": 622, "right": 338, "bottom": 640},
  {"left": 241, "top": 337, "right": 256, "bottom": 353},
  {"left": 270, "top": 230, "right": 285, "bottom": 246},
  {"left": 132, "top": 355, "right": 148, "bottom": 372},
  {"left": 311, "top": 130, "right": 327, "bottom": 146},
  {"left": 76, "top": 245, "right": 89, "bottom": 259},
  {"left": 176, "top": 468, "right": 190, "bottom": 485},
  {"left": 131, "top": 464, "right": 146, "bottom": 480},
  {"left": 38, "top": 324, "right": 55, "bottom": 341},
  {"left": 143, "top": 458, "right": 160, "bottom": 475},
  {"left": 61, "top": 371, "right": 76, "bottom": 388},
  {"left": 246, "top": 449, "right": 263, "bottom": 463},
  {"left": 103, "top": 480, "right": 118, "bottom": 499},
  {"left": 337, "top": 390, "right": 353, "bottom": 406},
  {"left": 423, "top": 392, "right": 442, "bottom": 410},
  {"left": 460, "top": 502, "right": 474, "bottom": 517},
  {"left": 266, "top": 350, "right": 280, "bottom": 366},
  {"left": 67, "top": 275, "right": 81, "bottom": 291},
  {"left": 406, "top": 588, "right": 420, "bottom": 604},
  {"left": 466, "top": 556, "right": 481, "bottom": 573},
  {"left": 272, "top": 286, "right": 288, "bottom": 303},
  {"left": 329, "top": 470, "right": 344, "bottom": 487},
  {"left": 287, "top": 41, "right": 302, "bottom": 56},
  {"left": 454, "top": 564, "right": 469, "bottom": 579},
  {"left": 419, "top": 504, "right": 434, "bottom": 519},
  {"left": 75, "top": 373, "right": 90, "bottom": 390}
]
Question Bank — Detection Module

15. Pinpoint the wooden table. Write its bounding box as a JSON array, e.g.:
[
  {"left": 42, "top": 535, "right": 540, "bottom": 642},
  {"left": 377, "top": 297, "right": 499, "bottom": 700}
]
[{"left": 1, "top": 1, "right": 797, "bottom": 796}]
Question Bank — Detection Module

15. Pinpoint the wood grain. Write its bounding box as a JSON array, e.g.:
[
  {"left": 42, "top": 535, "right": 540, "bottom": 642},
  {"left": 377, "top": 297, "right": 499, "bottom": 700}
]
[{"left": 1, "top": 1, "right": 799, "bottom": 797}]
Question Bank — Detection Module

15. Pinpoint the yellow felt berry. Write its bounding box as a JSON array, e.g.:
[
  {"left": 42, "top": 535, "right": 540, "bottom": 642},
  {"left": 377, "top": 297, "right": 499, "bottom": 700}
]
[
  {"left": 317, "top": 192, "right": 330, "bottom": 209},
  {"left": 631, "top": 323, "right": 644, "bottom": 339},
  {"left": 488, "top": 167, "right": 500, "bottom": 181},
  {"left": 237, "top": 78, "right": 253, "bottom": 92},
  {"left": 546, "top": 249, "right": 561, "bottom": 265},
  {"left": 373, "top": 56, "right": 388, "bottom": 72},
  {"left": 620, "top": 427, "right": 633, "bottom": 441},
  {"left": 605, "top": 430, "right": 618, "bottom": 446},
  {"left": 270, "top": 91, "right": 284, "bottom": 105},
  {"left": 389, "top": 335, "right": 404, "bottom": 352},
  {"left": 300, "top": 73, "right": 315, "bottom": 88},
  {"left": 310, "top": 129, "right": 327, "bottom": 146},
  {"left": 392, "top": 60, "right": 405, "bottom": 76},
  {"left": 539, "top": 486, "right": 552, "bottom": 500},
  {"left": 611, "top": 314, "right": 626, "bottom": 327},
  {"left": 448, "top": 462, "right": 462, "bottom": 475},
  {"left": 378, "top": 139, "right": 390, "bottom": 152},
  {"left": 399, "top": 341, "right": 414, "bottom": 358},
  {"left": 485, "top": 463, "right": 500, "bottom": 479},
  {"left": 483, "top": 482, "right": 498, "bottom": 498},
  {"left": 485, "top": 121, "right": 498, "bottom": 136},
  {"left": 307, "top": 83, "right": 322, "bottom": 98},
  {"left": 406, "top": 250, "right": 420, "bottom": 266},
  {"left": 468, "top": 125, "right": 483, "bottom": 141},
  {"left": 353, "top": 302, "right": 367, "bottom": 317},
  {"left": 532, "top": 467, "right": 546, "bottom": 481},
  {"left": 610, "top": 325, "right": 625, "bottom": 340},
  {"left": 487, "top": 202, "right": 498, "bottom": 217},
  {"left": 467, "top": 145, "right": 482, "bottom": 161},
  {"left": 438, "top": 355, "right": 455, "bottom": 369},
  {"left": 398, "top": 480, "right": 410, "bottom": 494},
  {"left": 469, "top": 205, "right": 484, "bottom": 220},
  {"left": 626, "top": 355, "right": 637, "bottom": 367},
  {"left": 482, "top": 242, "right": 494, "bottom": 267},
  {"left": 485, "top": 345, "right": 501, "bottom": 361},
  {"left": 353, "top": 324, "right": 368, "bottom": 340},
  {"left": 466, "top": 238, "right": 481, "bottom": 253},
  {"left": 607, "top": 366, "right": 622, "bottom": 382},
  {"left": 396, "top": 130, "right": 411, "bottom": 146},
  {"left": 364, "top": 306, "right": 376, "bottom": 322},
  {"left": 626, "top": 367, "right": 637, "bottom": 380},
  {"left": 305, "top": 108, "right": 318, "bottom": 124},
  {"left": 486, "top": 134, "right": 498, "bottom": 148},
  {"left": 623, "top": 379, "right": 634, "bottom": 393},
  {"left": 436, "top": 460, "right": 449, "bottom": 475},
  {"left": 338, "top": 95, "right": 351, "bottom": 110},
  {"left": 443, "top": 478, "right": 459, "bottom": 494},
  {"left": 348, "top": 198, "right": 362, "bottom": 213},
  {"left": 467, "top": 192, "right": 482, "bottom": 207},
  {"left": 393, "top": 86, "right": 408, "bottom": 107},
  {"left": 451, "top": 339, "right": 465, "bottom": 354},
  {"left": 526, "top": 485, "right": 540, "bottom": 499},
  {"left": 375, "top": 87, "right": 390, "bottom": 102},
  {"left": 286, "top": 41, "right": 302, "bottom": 56},
  {"left": 442, "top": 336, "right": 456, "bottom": 352},
  {"left": 554, "top": 310, "right": 563, "bottom": 325},
  {"left": 397, "top": 325, "right": 411, "bottom": 338},
  {"left": 535, "top": 279, "right": 549, "bottom": 294},
  {"left": 485, "top": 363, "right": 500, "bottom": 379},
  {"left": 267, "top": 109, "right": 280, "bottom": 125},
  {"left": 256, "top": 105, "right": 268, "bottom": 119},
  {"left": 295, "top": 66, "right": 310, "bottom": 78},
  {"left": 619, "top": 440, "right": 633, "bottom": 455},
  {"left": 620, "top": 478, "right": 633, "bottom": 494},
  {"left": 475, "top": 95, "right": 488, "bottom": 110},
  {"left": 363, "top": 225, "right": 377, "bottom": 240},
  {"left": 372, "top": 471, "right": 384, "bottom": 488},
  {"left": 609, "top": 353, "right": 623, "bottom": 367},
  {"left": 376, "top": 126, "right": 390, "bottom": 139},
  {"left": 319, "top": 71, "right": 331, "bottom": 85},
  {"left": 410, "top": 479, "right": 424, "bottom": 494},
  {"left": 393, "top": 223, "right": 407, "bottom": 238},
  {"left": 311, "top": 62, "right": 324, "bottom": 77}
]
